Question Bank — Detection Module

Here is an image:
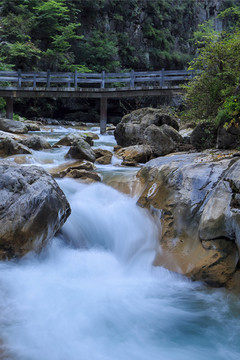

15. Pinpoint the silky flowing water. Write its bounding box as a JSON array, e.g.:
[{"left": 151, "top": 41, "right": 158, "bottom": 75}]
[{"left": 0, "top": 124, "right": 240, "bottom": 360}]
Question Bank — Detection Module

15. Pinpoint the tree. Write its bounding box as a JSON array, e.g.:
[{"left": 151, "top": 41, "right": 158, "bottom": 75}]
[
  {"left": 0, "top": 0, "right": 85, "bottom": 71},
  {"left": 78, "top": 31, "right": 120, "bottom": 72},
  {"left": 183, "top": 7, "right": 240, "bottom": 125}
]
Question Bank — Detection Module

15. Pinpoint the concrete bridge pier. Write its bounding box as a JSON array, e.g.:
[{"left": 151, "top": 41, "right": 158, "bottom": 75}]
[
  {"left": 6, "top": 97, "right": 13, "bottom": 120},
  {"left": 100, "top": 97, "right": 107, "bottom": 134}
]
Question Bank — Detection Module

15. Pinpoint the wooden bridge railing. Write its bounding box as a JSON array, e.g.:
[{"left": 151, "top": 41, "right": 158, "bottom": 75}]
[
  {"left": 0, "top": 68, "right": 195, "bottom": 134},
  {"left": 0, "top": 69, "right": 194, "bottom": 89}
]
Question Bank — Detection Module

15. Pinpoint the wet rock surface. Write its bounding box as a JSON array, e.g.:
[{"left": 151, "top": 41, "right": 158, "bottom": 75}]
[
  {"left": 65, "top": 169, "right": 102, "bottom": 182},
  {"left": 94, "top": 148, "right": 113, "bottom": 165},
  {"left": 0, "top": 164, "right": 71, "bottom": 259},
  {"left": 65, "top": 138, "right": 96, "bottom": 162},
  {"left": 50, "top": 160, "right": 95, "bottom": 178},
  {"left": 137, "top": 151, "right": 240, "bottom": 287},
  {"left": 116, "top": 145, "right": 152, "bottom": 163}
]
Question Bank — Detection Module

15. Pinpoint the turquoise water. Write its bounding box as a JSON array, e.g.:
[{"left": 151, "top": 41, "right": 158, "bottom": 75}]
[{"left": 0, "top": 126, "right": 240, "bottom": 360}]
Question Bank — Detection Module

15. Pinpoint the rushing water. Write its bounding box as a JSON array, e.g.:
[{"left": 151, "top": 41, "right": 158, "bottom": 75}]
[{"left": 0, "top": 124, "right": 240, "bottom": 360}]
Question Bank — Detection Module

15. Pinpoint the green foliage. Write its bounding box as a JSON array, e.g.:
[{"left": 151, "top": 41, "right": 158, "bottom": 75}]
[
  {"left": 33, "top": 0, "right": 70, "bottom": 35},
  {"left": 0, "top": 0, "right": 84, "bottom": 71},
  {"left": 191, "top": 19, "right": 220, "bottom": 48},
  {"left": 6, "top": 41, "right": 42, "bottom": 69},
  {"left": 12, "top": 113, "right": 26, "bottom": 121},
  {"left": 78, "top": 31, "right": 120, "bottom": 72},
  {"left": 0, "top": 57, "right": 14, "bottom": 111},
  {"left": 0, "top": 0, "right": 238, "bottom": 77},
  {"left": 184, "top": 8, "right": 240, "bottom": 126},
  {"left": 0, "top": 0, "right": 199, "bottom": 73},
  {"left": 218, "top": 5, "right": 240, "bottom": 31},
  {"left": 216, "top": 95, "right": 240, "bottom": 128}
]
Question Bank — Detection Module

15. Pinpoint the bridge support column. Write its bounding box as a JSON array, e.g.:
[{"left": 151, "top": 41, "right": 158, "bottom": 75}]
[
  {"left": 6, "top": 97, "right": 13, "bottom": 120},
  {"left": 100, "top": 97, "right": 107, "bottom": 135}
]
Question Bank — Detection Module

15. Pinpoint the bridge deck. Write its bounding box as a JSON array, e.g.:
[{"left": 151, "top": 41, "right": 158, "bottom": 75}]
[
  {"left": 0, "top": 69, "right": 192, "bottom": 133},
  {"left": 0, "top": 85, "right": 184, "bottom": 99}
]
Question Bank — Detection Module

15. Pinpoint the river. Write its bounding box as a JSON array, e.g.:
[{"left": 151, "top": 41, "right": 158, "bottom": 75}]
[{"left": 0, "top": 124, "right": 240, "bottom": 360}]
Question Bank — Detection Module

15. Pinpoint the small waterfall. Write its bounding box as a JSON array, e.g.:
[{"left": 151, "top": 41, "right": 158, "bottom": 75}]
[{"left": 57, "top": 179, "right": 159, "bottom": 267}]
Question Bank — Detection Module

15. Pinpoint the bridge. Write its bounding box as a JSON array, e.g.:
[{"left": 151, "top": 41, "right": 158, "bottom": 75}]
[{"left": 0, "top": 69, "right": 193, "bottom": 133}]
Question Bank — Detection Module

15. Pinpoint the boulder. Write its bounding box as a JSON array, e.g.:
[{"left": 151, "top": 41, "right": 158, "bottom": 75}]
[
  {"left": 20, "top": 135, "right": 51, "bottom": 150},
  {"left": 143, "top": 124, "right": 177, "bottom": 156},
  {"left": 159, "top": 124, "right": 183, "bottom": 143},
  {"left": 55, "top": 133, "right": 95, "bottom": 147},
  {"left": 137, "top": 151, "right": 240, "bottom": 287},
  {"left": 0, "top": 164, "right": 71, "bottom": 259},
  {"left": 116, "top": 145, "right": 152, "bottom": 163},
  {"left": 217, "top": 124, "right": 240, "bottom": 149},
  {"left": 0, "top": 135, "right": 32, "bottom": 157},
  {"left": 114, "top": 107, "right": 179, "bottom": 147},
  {"left": 113, "top": 145, "right": 122, "bottom": 152},
  {"left": 190, "top": 121, "right": 217, "bottom": 150},
  {"left": 96, "top": 155, "right": 112, "bottom": 165},
  {"left": 50, "top": 160, "right": 95, "bottom": 178},
  {"left": 65, "top": 169, "right": 102, "bottom": 182},
  {"left": 121, "top": 160, "right": 139, "bottom": 167},
  {"left": 94, "top": 148, "right": 112, "bottom": 159},
  {"left": 23, "top": 120, "right": 41, "bottom": 131},
  {"left": 65, "top": 138, "right": 96, "bottom": 162},
  {"left": 86, "top": 132, "right": 99, "bottom": 140},
  {"left": 0, "top": 118, "right": 28, "bottom": 134},
  {"left": 94, "top": 148, "right": 113, "bottom": 165}
]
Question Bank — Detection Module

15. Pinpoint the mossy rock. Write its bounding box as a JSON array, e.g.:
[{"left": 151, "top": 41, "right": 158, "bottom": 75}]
[{"left": 190, "top": 121, "right": 217, "bottom": 150}]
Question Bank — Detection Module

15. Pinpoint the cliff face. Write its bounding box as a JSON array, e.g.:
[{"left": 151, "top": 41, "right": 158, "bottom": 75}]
[
  {"left": 9, "top": 0, "right": 240, "bottom": 120},
  {"left": 75, "top": 0, "right": 233, "bottom": 71}
]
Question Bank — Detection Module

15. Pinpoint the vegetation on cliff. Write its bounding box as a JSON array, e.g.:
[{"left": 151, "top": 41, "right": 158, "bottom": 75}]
[
  {"left": 183, "top": 5, "right": 240, "bottom": 132},
  {"left": 0, "top": 0, "right": 227, "bottom": 73},
  {"left": 0, "top": 0, "right": 240, "bottom": 124}
]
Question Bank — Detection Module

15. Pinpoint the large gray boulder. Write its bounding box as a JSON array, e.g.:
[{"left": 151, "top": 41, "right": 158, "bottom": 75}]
[
  {"left": 55, "top": 132, "right": 98, "bottom": 147},
  {"left": 137, "top": 151, "right": 240, "bottom": 287},
  {"left": 143, "top": 124, "right": 177, "bottom": 156},
  {"left": 0, "top": 118, "right": 28, "bottom": 134},
  {"left": 65, "top": 138, "right": 96, "bottom": 162},
  {"left": 20, "top": 135, "right": 51, "bottom": 150},
  {"left": 24, "top": 120, "right": 41, "bottom": 131},
  {"left": 0, "top": 164, "right": 71, "bottom": 259},
  {"left": 0, "top": 135, "right": 32, "bottom": 157},
  {"left": 114, "top": 107, "right": 179, "bottom": 147}
]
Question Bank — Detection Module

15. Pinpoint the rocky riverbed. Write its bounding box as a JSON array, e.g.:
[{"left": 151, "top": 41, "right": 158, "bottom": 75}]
[{"left": 0, "top": 111, "right": 240, "bottom": 290}]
